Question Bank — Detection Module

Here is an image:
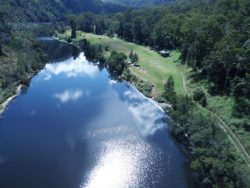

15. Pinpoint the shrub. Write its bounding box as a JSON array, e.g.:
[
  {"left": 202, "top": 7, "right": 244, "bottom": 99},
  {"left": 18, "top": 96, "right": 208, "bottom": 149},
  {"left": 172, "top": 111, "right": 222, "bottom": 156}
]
[{"left": 193, "top": 88, "right": 207, "bottom": 107}]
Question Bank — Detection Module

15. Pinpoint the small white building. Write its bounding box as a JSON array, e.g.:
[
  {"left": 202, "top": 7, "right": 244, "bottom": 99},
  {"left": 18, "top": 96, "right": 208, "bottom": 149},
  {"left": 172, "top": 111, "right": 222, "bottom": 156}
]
[{"left": 159, "top": 50, "right": 170, "bottom": 57}]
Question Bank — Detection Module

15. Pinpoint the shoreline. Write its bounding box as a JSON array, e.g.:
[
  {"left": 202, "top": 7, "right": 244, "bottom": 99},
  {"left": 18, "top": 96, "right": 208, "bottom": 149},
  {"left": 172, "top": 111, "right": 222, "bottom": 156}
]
[
  {"left": 54, "top": 35, "right": 171, "bottom": 118},
  {"left": 51, "top": 36, "right": 81, "bottom": 49},
  {"left": 0, "top": 85, "right": 22, "bottom": 116},
  {"left": 128, "top": 83, "right": 168, "bottom": 113}
]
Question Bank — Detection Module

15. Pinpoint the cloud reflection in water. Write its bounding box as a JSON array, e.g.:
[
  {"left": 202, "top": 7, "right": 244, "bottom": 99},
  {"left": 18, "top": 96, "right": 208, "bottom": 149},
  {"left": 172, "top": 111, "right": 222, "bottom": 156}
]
[
  {"left": 122, "top": 87, "right": 167, "bottom": 137},
  {"left": 82, "top": 84, "right": 170, "bottom": 188},
  {"left": 54, "top": 89, "right": 88, "bottom": 103},
  {"left": 40, "top": 53, "right": 98, "bottom": 80}
]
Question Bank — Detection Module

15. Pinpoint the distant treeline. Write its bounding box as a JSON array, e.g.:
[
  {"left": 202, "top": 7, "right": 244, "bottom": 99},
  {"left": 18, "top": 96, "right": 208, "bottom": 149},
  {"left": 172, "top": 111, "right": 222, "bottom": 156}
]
[{"left": 0, "top": 0, "right": 125, "bottom": 24}]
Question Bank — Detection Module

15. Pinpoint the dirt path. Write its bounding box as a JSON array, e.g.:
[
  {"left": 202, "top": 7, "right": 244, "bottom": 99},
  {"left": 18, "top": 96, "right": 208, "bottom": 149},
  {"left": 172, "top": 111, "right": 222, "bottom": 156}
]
[{"left": 180, "top": 69, "right": 250, "bottom": 167}]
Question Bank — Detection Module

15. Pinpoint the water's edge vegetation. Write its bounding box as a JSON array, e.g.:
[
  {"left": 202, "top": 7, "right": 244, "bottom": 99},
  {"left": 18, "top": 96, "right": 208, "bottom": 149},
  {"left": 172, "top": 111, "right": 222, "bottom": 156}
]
[
  {"left": 55, "top": 30, "right": 249, "bottom": 187},
  {"left": 0, "top": 0, "right": 249, "bottom": 187},
  {"left": 0, "top": 28, "right": 248, "bottom": 187}
]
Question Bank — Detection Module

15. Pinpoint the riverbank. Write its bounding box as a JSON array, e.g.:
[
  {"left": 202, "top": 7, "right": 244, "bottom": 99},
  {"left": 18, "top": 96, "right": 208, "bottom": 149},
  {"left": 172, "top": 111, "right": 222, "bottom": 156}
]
[
  {"left": 0, "top": 85, "right": 22, "bottom": 116},
  {"left": 55, "top": 30, "right": 250, "bottom": 185},
  {"left": 56, "top": 30, "right": 250, "bottom": 157},
  {"left": 55, "top": 31, "right": 185, "bottom": 96},
  {"left": 0, "top": 31, "right": 49, "bottom": 117}
]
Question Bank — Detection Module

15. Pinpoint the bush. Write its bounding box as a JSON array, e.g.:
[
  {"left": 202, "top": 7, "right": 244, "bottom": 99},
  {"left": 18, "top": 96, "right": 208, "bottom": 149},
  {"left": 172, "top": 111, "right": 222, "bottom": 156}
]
[
  {"left": 80, "top": 39, "right": 104, "bottom": 61},
  {"left": 193, "top": 88, "right": 207, "bottom": 107},
  {"left": 67, "top": 38, "right": 72, "bottom": 43},
  {"left": 107, "top": 51, "right": 127, "bottom": 77},
  {"left": 129, "top": 50, "right": 139, "bottom": 63}
]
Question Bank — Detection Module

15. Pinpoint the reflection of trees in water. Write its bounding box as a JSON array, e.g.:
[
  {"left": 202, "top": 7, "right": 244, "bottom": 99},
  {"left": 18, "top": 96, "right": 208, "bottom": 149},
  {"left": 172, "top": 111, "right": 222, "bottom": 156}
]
[
  {"left": 72, "top": 46, "right": 78, "bottom": 60},
  {"left": 97, "top": 61, "right": 106, "bottom": 72},
  {"left": 20, "top": 84, "right": 30, "bottom": 96},
  {"left": 40, "top": 39, "right": 80, "bottom": 62}
]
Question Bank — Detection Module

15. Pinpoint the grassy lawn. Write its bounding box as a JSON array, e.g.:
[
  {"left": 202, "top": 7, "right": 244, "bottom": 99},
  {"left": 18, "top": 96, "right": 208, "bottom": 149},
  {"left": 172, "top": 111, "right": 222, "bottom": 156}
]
[
  {"left": 56, "top": 30, "right": 250, "bottom": 155},
  {"left": 57, "top": 31, "right": 185, "bottom": 95}
]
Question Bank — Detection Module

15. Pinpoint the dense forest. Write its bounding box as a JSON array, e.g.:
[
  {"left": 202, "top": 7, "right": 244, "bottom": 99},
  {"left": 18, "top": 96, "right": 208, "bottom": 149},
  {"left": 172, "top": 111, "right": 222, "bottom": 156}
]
[
  {"left": 101, "top": 0, "right": 172, "bottom": 7},
  {"left": 0, "top": 0, "right": 125, "bottom": 23},
  {"left": 68, "top": 0, "right": 250, "bottom": 123},
  {"left": 0, "top": 10, "right": 48, "bottom": 103},
  {"left": 0, "top": 0, "right": 250, "bottom": 187},
  {"left": 0, "top": 0, "right": 126, "bottom": 104},
  {"left": 60, "top": 0, "right": 250, "bottom": 187}
]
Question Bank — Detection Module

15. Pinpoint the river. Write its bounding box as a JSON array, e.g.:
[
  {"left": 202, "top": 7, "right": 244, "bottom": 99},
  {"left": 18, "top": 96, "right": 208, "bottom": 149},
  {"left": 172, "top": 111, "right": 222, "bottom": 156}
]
[{"left": 0, "top": 39, "right": 189, "bottom": 188}]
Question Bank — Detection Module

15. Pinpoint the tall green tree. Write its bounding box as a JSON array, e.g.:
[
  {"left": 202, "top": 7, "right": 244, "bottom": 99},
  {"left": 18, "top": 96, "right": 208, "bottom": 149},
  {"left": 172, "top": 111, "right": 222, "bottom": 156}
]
[
  {"left": 108, "top": 51, "right": 127, "bottom": 76},
  {"left": 70, "top": 20, "right": 77, "bottom": 39}
]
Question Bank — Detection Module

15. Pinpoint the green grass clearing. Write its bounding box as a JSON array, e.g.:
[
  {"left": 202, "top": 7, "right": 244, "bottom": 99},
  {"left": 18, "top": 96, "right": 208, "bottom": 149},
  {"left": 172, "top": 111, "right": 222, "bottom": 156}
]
[
  {"left": 56, "top": 30, "right": 250, "bottom": 162},
  {"left": 56, "top": 31, "right": 185, "bottom": 95}
]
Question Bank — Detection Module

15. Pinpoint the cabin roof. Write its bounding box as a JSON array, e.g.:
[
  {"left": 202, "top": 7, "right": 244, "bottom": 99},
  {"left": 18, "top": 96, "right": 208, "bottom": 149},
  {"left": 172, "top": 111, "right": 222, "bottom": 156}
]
[{"left": 159, "top": 50, "right": 170, "bottom": 54}]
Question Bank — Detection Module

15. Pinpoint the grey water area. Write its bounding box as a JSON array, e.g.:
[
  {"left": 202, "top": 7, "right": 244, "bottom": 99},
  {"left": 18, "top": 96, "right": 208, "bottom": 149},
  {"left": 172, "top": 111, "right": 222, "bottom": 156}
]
[{"left": 0, "top": 38, "right": 190, "bottom": 188}]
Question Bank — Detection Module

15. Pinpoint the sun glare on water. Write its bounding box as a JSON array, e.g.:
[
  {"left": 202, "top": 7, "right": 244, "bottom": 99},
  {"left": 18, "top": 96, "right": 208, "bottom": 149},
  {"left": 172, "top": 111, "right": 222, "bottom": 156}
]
[{"left": 83, "top": 137, "right": 154, "bottom": 188}]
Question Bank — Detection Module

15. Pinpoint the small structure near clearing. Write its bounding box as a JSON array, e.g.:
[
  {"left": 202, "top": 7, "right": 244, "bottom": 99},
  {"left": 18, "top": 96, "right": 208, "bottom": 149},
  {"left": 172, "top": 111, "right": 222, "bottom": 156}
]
[{"left": 159, "top": 50, "right": 170, "bottom": 57}]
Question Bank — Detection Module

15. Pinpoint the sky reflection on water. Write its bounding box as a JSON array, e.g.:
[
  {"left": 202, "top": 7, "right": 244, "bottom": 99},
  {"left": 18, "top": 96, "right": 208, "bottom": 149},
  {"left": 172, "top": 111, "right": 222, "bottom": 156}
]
[{"left": 0, "top": 40, "right": 188, "bottom": 188}]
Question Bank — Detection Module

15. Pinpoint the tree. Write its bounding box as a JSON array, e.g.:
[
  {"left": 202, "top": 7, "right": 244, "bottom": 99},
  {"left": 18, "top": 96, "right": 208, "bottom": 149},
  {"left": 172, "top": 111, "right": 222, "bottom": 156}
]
[
  {"left": 129, "top": 50, "right": 133, "bottom": 60},
  {"left": 66, "top": 14, "right": 77, "bottom": 39},
  {"left": 129, "top": 50, "right": 139, "bottom": 63},
  {"left": 163, "top": 75, "right": 177, "bottom": 104},
  {"left": 133, "top": 53, "right": 139, "bottom": 63},
  {"left": 132, "top": 16, "right": 149, "bottom": 44},
  {"left": 80, "top": 39, "right": 104, "bottom": 61},
  {"left": 193, "top": 88, "right": 207, "bottom": 107},
  {"left": 0, "top": 43, "right": 3, "bottom": 56},
  {"left": 164, "top": 75, "right": 175, "bottom": 92},
  {"left": 107, "top": 51, "right": 127, "bottom": 77},
  {"left": 70, "top": 19, "right": 77, "bottom": 38}
]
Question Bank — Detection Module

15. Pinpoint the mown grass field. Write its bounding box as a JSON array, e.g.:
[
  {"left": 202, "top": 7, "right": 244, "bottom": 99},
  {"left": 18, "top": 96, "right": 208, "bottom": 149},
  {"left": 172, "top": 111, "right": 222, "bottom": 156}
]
[
  {"left": 57, "top": 30, "right": 250, "bottom": 160},
  {"left": 57, "top": 31, "right": 185, "bottom": 95}
]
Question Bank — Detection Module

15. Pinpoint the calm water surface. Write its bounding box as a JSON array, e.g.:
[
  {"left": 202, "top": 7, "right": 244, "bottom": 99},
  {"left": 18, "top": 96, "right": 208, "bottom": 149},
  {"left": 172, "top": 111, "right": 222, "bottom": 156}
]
[{"left": 0, "top": 39, "right": 188, "bottom": 188}]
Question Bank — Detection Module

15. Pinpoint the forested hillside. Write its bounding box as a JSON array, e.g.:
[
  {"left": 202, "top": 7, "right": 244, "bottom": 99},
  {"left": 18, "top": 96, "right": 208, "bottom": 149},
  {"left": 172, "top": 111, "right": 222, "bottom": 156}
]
[
  {"left": 0, "top": 0, "right": 126, "bottom": 108},
  {"left": 63, "top": 0, "right": 125, "bottom": 13},
  {"left": 0, "top": 0, "right": 125, "bottom": 24},
  {"left": 0, "top": 0, "right": 65, "bottom": 22},
  {"left": 101, "top": 0, "right": 171, "bottom": 7}
]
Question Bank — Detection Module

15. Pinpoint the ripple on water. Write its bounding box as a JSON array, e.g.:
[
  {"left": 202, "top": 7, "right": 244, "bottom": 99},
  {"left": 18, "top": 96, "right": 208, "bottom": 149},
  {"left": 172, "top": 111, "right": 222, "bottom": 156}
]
[{"left": 81, "top": 127, "right": 171, "bottom": 188}]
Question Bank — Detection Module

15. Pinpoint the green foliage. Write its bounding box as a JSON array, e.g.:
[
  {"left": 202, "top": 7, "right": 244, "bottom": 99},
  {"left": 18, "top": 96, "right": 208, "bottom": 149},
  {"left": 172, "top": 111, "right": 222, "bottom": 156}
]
[
  {"left": 0, "top": 0, "right": 65, "bottom": 23},
  {"left": 193, "top": 88, "right": 207, "bottom": 107},
  {"left": 101, "top": 0, "right": 170, "bottom": 7},
  {"left": 107, "top": 51, "right": 127, "bottom": 77},
  {"left": 0, "top": 0, "right": 125, "bottom": 25},
  {"left": 80, "top": 39, "right": 105, "bottom": 61},
  {"left": 163, "top": 75, "right": 177, "bottom": 103},
  {"left": 169, "top": 95, "right": 245, "bottom": 187},
  {"left": 79, "top": 0, "right": 250, "bottom": 113},
  {"left": 70, "top": 1, "right": 250, "bottom": 158},
  {"left": 63, "top": 0, "right": 126, "bottom": 14},
  {"left": 129, "top": 50, "right": 139, "bottom": 63},
  {"left": 233, "top": 74, "right": 250, "bottom": 118},
  {"left": 170, "top": 95, "right": 193, "bottom": 127},
  {"left": 0, "top": 31, "right": 48, "bottom": 103},
  {"left": 0, "top": 44, "right": 3, "bottom": 56},
  {"left": 66, "top": 14, "right": 77, "bottom": 39},
  {"left": 136, "top": 80, "right": 153, "bottom": 97},
  {"left": 164, "top": 75, "right": 174, "bottom": 92},
  {"left": 70, "top": 20, "right": 77, "bottom": 39}
]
